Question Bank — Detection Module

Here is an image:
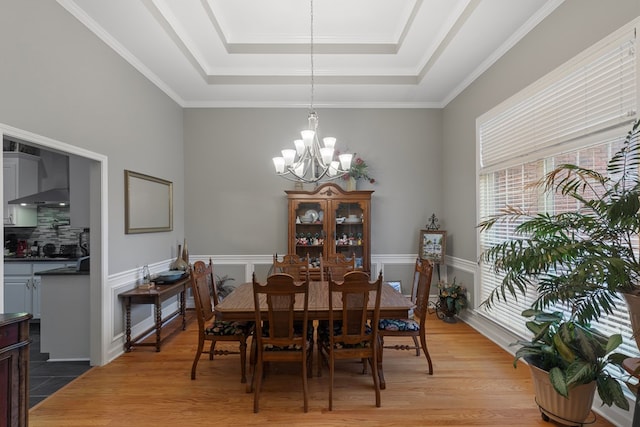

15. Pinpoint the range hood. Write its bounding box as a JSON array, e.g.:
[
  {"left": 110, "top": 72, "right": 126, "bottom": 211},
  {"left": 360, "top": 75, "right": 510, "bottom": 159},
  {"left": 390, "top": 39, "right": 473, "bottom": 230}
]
[{"left": 8, "top": 188, "right": 70, "bottom": 206}]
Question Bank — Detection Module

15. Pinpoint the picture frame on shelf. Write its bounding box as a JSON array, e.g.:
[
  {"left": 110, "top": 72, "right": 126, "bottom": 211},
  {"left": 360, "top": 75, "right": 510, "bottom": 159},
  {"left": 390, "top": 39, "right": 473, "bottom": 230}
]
[{"left": 419, "top": 229, "right": 446, "bottom": 264}]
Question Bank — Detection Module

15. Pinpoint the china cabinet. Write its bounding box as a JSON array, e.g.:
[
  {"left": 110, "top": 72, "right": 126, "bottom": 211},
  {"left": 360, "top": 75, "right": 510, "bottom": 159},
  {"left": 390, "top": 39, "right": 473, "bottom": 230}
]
[{"left": 286, "top": 183, "right": 373, "bottom": 275}]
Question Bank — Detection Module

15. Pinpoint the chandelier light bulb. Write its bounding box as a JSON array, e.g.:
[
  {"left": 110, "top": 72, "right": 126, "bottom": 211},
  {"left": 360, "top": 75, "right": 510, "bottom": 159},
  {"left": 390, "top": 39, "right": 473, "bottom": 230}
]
[
  {"left": 294, "top": 139, "right": 305, "bottom": 156},
  {"left": 273, "top": 157, "right": 285, "bottom": 174},
  {"left": 301, "top": 130, "right": 315, "bottom": 147},
  {"left": 323, "top": 137, "right": 336, "bottom": 149},
  {"left": 320, "top": 147, "right": 334, "bottom": 164},
  {"left": 339, "top": 153, "right": 353, "bottom": 171},
  {"left": 281, "top": 149, "right": 296, "bottom": 166}
]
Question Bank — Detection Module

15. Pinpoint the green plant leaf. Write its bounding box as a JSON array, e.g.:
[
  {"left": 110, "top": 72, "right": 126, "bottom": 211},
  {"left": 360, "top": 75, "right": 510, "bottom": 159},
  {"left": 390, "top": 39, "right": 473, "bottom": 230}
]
[
  {"left": 597, "top": 375, "right": 630, "bottom": 410},
  {"left": 549, "top": 367, "right": 569, "bottom": 398}
]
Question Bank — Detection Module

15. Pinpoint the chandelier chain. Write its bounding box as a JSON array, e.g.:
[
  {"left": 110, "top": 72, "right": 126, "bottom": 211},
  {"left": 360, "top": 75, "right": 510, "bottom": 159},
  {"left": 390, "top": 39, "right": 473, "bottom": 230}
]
[
  {"left": 271, "top": 0, "right": 353, "bottom": 184},
  {"left": 310, "top": 0, "right": 314, "bottom": 112}
]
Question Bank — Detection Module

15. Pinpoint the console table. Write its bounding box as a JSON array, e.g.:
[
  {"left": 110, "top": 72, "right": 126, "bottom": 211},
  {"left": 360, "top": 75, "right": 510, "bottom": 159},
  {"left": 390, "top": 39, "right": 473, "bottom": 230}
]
[{"left": 119, "top": 277, "right": 188, "bottom": 352}]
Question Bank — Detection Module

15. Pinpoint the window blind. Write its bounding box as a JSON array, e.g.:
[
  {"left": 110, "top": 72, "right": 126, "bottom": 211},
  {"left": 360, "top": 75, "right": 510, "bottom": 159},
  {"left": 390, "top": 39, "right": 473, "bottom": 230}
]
[
  {"left": 479, "top": 28, "right": 637, "bottom": 171},
  {"left": 477, "top": 22, "right": 640, "bottom": 359}
]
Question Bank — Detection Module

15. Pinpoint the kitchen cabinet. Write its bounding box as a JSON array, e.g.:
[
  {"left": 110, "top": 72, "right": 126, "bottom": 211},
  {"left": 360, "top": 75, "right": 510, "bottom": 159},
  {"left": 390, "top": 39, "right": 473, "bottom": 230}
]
[
  {"left": 285, "top": 183, "right": 373, "bottom": 274},
  {"left": 4, "top": 275, "right": 39, "bottom": 319},
  {"left": 3, "top": 152, "right": 38, "bottom": 227},
  {"left": 3, "top": 262, "right": 73, "bottom": 319}
]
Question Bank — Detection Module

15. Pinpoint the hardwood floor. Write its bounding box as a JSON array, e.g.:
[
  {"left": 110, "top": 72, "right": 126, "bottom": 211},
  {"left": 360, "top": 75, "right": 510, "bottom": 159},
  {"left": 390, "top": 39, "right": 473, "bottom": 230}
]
[{"left": 28, "top": 311, "right": 615, "bottom": 426}]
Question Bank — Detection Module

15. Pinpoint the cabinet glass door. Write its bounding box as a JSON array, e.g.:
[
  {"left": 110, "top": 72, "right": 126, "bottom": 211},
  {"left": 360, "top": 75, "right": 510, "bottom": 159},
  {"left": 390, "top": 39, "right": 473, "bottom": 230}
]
[
  {"left": 333, "top": 201, "right": 366, "bottom": 269},
  {"left": 291, "top": 201, "right": 326, "bottom": 269}
]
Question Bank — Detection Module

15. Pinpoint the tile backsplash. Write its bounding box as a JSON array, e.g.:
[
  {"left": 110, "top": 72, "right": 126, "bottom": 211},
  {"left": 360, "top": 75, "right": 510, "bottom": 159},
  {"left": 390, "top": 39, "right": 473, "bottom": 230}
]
[{"left": 4, "top": 206, "right": 87, "bottom": 250}]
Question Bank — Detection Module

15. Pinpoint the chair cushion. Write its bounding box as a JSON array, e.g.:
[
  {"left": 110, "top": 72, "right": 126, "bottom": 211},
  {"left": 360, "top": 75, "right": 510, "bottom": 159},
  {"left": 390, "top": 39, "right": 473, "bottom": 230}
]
[
  {"left": 264, "top": 338, "right": 312, "bottom": 352},
  {"left": 317, "top": 322, "right": 372, "bottom": 349},
  {"left": 260, "top": 321, "right": 313, "bottom": 351},
  {"left": 205, "top": 320, "right": 253, "bottom": 336},
  {"left": 378, "top": 318, "right": 419, "bottom": 332}
]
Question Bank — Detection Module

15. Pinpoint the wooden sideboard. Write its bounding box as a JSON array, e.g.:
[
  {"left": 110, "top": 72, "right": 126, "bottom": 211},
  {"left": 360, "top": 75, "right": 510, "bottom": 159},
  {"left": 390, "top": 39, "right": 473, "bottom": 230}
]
[{"left": 0, "top": 312, "right": 32, "bottom": 427}]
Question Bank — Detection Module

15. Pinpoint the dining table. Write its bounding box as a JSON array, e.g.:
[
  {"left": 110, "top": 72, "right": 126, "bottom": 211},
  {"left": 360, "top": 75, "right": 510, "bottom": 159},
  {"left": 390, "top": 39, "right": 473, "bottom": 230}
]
[{"left": 214, "top": 280, "right": 414, "bottom": 389}]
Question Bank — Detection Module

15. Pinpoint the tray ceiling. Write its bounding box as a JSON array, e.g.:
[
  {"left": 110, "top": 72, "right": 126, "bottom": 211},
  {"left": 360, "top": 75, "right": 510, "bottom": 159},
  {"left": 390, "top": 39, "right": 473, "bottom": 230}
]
[{"left": 57, "top": 0, "right": 563, "bottom": 108}]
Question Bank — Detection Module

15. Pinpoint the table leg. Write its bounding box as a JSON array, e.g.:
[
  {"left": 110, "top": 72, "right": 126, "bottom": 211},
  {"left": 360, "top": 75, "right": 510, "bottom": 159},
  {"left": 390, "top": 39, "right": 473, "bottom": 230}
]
[
  {"left": 154, "top": 297, "right": 162, "bottom": 352},
  {"left": 180, "top": 288, "right": 186, "bottom": 330},
  {"left": 125, "top": 298, "right": 132, "bottom": 352}
]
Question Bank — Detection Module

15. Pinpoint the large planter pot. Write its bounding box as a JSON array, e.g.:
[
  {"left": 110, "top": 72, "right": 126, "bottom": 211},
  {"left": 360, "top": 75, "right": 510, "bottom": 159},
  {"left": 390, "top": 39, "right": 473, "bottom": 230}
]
[
  {"left": 623, "top": 290, "right": 640, "bottom": 350},
  {"left": 528, "top": 364, "right": 596, "bottom": 426}
]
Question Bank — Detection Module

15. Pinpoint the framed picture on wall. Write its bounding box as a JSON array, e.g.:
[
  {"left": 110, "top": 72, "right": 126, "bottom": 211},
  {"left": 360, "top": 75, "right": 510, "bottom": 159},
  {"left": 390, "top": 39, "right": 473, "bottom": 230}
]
[
  {"left": 124, "top": 170, "right": 173, "bottom": 234},
  {"left": 419, "top": 229, "right": 446, "bottom": 264}
]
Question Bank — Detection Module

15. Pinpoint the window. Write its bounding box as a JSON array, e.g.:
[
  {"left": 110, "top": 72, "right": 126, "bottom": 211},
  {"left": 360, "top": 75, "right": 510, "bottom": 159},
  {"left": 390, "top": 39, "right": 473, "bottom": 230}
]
[{"left": 477, "top": 21, "right": 639, "bottom": 357}]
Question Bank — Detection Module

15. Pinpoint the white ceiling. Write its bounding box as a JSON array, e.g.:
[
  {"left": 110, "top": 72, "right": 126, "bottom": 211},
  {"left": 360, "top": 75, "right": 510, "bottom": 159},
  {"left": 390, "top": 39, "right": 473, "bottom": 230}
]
[{"left": 57, "top": 0, "right": 563, "bottom": 108}]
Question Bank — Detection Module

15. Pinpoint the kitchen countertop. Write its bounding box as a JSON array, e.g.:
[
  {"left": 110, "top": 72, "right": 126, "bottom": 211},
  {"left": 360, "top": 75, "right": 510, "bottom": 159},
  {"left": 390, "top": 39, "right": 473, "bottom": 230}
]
[{"left": 36, "top": 266, "right": 89, "bottom": 276}]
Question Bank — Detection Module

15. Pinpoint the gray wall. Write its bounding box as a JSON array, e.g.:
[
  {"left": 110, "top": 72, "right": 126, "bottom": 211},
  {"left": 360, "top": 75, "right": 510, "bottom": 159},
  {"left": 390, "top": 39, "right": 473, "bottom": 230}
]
[
  {"left": 0, "top": 0, "right": 185, "bottom": 273},
  {"left": 183, "top": 108, "right": 442, "bottom": 256},
  {"left": 442, "top": 0, "right": 640, "bottom": 264}
]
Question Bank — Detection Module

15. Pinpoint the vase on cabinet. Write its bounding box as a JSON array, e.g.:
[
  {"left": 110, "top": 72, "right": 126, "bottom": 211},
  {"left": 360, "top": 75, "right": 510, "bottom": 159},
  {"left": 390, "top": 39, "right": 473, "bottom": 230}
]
[{"left": 345, "top": 177, "right": 357, "bottom": 191}]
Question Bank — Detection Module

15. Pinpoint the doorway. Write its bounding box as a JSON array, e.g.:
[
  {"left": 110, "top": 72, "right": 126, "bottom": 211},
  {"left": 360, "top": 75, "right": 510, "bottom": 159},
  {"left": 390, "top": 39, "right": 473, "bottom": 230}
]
[{"left": 1, "top": 123, "right": 107, "bottom": 366}]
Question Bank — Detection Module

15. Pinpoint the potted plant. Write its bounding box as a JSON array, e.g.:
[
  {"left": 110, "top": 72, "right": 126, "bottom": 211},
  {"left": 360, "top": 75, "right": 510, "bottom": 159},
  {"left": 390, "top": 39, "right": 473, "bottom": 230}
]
[
  {"left": 436, "top": 278, "right": 467, "bottom": 323},
  {"left": 215, "top": 275, "right": 235, "bottom": 300},
  {"left": 477, "top": 119, "right": 640, "bottom": 421},
  {"left": 479, "top": 118, "right": 640, "bottom": 337},
  {"left": 513, "top": 309, "right": 630, "bottom": 423}
]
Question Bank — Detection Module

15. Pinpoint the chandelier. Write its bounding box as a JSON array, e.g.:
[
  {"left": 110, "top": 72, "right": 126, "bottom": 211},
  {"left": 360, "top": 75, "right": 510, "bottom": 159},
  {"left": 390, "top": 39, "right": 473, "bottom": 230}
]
[{"left": 272, "top": 0, "right": 352, "bottom": 184}]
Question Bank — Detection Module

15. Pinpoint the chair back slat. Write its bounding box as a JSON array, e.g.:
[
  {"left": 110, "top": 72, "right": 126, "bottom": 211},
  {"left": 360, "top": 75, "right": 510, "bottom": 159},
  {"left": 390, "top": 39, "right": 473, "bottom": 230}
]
[
  {"left": 413, "top": 258, "right": 434, "bottom": 322},
  {"left": 273, "top": 253, "right": 310, "bottom": 281},
  {"left": 329, "top": 271, "right": 382, "bottom": 346},
  {"left": 320, "top": 253, "right": 355, "bottom": 282},
  {"left": 253, "top": 272, "right": 310, "bottom": 347},
  {"left": 191, "top": 260, "right": 215, "bottom": 326}
]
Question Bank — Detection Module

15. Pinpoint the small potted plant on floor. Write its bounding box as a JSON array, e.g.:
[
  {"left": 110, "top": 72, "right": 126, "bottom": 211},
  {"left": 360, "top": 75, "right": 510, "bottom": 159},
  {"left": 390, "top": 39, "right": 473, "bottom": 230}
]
[
  {"left": 436, "top": 278, "right": 467, "bottom": 323},
  {"left": 215, "top": 275, "right": 235, "bottom": 300}
]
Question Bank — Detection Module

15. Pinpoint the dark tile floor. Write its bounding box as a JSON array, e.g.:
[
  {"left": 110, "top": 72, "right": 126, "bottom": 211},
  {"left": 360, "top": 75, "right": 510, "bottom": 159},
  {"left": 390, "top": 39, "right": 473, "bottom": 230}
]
[{"left": 29, "top": 321, "right": 92, "bottom": 408}]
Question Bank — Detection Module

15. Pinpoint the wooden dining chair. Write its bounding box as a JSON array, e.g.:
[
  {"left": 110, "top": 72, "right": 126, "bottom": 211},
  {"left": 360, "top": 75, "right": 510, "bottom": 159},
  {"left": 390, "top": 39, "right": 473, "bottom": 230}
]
[
  {"left": 316, "top": 253, "right": 355, "bottom": 376},
  {"left": 377, "top": 257, "right": 434, "bottom": 384},
  {"left": 249, "top": 272, "right": 311, "bottom": 413},
  {"left": 319, "top": 253, "right": 355, "bottom": 281},
  {"left": 190, "top": 259, "right": 253, "bottom": 383},
  {"left": 320, "top": 270, "right": 383, "bottom": 410},
  {"left": 273, "top": 253, "right": 310, "bottom": 281}
]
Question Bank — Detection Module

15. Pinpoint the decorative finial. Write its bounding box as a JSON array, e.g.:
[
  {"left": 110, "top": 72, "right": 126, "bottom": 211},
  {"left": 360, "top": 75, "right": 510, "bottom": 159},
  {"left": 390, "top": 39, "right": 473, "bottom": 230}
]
[{"left": 426, "top": 213, "right": 440, "bottom": 230}]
